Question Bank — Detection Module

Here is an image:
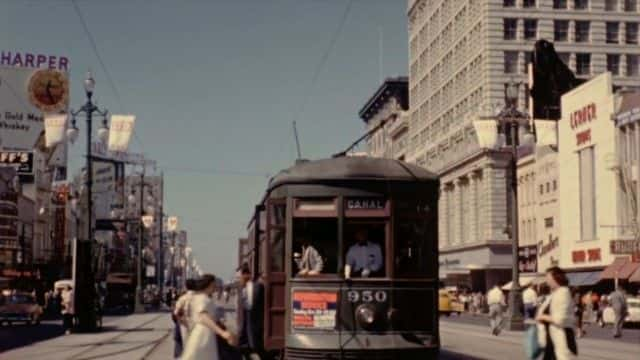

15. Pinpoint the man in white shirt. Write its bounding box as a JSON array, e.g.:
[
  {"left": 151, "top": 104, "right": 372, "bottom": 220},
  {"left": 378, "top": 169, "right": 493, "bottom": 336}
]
[
  {"left": 523, "top": 285, "right": 538, "bottom": 321},
  {"left": 346, "top": 228, "right": 383, "bottom": 278},
  {"left": 61, "top": 286, "right": 74, "bottom": 335},
  {"left": 487, "top": 285, "right": 505, "bottom": 336}
]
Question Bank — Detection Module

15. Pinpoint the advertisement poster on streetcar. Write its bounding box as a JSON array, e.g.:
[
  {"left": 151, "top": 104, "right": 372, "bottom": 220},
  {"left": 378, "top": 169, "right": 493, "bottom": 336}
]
[{"left": 292, "top": 291, "right": 337, "bottom": 330}]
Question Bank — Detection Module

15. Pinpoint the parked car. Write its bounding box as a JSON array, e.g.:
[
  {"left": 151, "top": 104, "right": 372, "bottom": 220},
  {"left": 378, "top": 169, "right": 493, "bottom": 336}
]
[
  {"left": 0, "top": 292, "right": 43, "bottom": 326},
  {"left": 601, "top": 297, "right": 640, "bottom": 326},
  {"left": 439, "top": 289, "right": 464, "bottom": 316}
]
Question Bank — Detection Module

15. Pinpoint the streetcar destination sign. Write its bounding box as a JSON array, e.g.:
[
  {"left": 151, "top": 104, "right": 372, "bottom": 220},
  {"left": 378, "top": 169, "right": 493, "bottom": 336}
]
[{"left": 346, "top": 198, "right": 385, "bottom": 210}]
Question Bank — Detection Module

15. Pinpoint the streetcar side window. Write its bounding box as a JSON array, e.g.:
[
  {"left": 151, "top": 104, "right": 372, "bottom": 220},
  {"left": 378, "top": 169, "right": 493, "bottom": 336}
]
[
  {"left": 291, "top": 218, "right": 338, "bottom": 277},
  {"left": 344, "top": 221, "right": 386, "bottom": 278},
  {"left": 394, "top": 198, "right": 437, "bottom": 277}
]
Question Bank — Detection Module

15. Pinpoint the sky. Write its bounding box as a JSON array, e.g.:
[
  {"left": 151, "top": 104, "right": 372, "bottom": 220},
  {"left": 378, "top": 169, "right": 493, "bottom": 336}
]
[{"left": 1, "top": 0, "right": 409, "bottom": 280}]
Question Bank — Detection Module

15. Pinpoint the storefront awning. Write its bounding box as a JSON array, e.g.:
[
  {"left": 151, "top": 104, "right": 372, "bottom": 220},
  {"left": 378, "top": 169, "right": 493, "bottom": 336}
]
[
  {"left": 567, "top": 271, "right": 602, "bottom": 287},
  {"left": 630, "top": 267, "right": 640, "bottom": 283},
  {"left": 600, "top": 258, "right": 639, "bottom": 280},
  {"left": 502, "top": 275, "right": 545, "bottom": 290}
]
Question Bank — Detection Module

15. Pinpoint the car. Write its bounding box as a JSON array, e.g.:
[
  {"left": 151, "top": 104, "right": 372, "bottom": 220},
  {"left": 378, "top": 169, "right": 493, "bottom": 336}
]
[
  {"left": 0, "top": 292, "right": 43, "bottom": 326},
  {"left": 601, "top": 297, "right": 640, "bottom": 326},
  {"left": 439, "top": 289, "right": 464, "bottom": 316}
]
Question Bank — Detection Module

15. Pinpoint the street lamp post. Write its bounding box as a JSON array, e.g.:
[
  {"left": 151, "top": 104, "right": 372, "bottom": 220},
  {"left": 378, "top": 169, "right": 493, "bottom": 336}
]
[
  {"left": 67, "top": 71, "right": 109, "bottom": 332},
  {"left": 474, "top": 80, "right": 534, "bottom": 332},
  {"left": 129, "top": 172, "right": 156, "bottom": 313}
]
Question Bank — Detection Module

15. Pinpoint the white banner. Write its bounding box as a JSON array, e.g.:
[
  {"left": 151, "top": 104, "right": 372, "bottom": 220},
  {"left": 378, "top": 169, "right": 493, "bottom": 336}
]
[
  {"left": 44, "top": 114, "right": 67, "bottom": 148},
  {"left": 473, "top": 119, "right": 498, "bottom": 149},
  {"left": 534, "top": 120, "right": 558, "bottom": 146},
  {"left": 108, "top": 115, "right": 136, "bottom": 152},
  {"left": 142, "top": 215, "right": 154, "bottom": 228},
  {"left": 167, "top": 216, "right": 179, "bottom": 232}
]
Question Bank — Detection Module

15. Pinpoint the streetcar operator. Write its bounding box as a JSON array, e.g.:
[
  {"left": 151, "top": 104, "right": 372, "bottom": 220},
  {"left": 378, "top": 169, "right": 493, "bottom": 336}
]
[
  {"left": 346, "top": 228, "right": 383, "bottom": 277},
  {"left": 294, "top": 235, "right": 324, "bottom": 276}
]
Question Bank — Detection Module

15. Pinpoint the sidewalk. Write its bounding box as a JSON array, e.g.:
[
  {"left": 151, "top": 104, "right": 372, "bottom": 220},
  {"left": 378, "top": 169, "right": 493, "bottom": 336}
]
[{"left": 2, "top": 312, "right": 172, "bottom": 360}]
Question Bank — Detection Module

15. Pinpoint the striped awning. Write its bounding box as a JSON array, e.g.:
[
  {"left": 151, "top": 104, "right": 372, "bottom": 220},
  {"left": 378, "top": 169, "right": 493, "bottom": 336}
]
[
  {"left": 566, "top": 271, "right": 602, "bottom": 287},
  {"left": 600, "top": 257, "right": 631, "bottom": 280}
]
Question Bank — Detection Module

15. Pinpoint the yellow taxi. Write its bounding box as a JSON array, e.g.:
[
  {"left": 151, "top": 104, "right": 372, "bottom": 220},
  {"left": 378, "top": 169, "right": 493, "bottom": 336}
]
[{"left": 439, "top": 289, "right": 464, "bottom": 316}]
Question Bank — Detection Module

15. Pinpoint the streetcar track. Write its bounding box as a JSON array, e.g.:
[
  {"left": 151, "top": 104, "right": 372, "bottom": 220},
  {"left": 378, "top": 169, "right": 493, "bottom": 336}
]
[{"left": 68, "top": 313, "right": 167, "bottom": 360}]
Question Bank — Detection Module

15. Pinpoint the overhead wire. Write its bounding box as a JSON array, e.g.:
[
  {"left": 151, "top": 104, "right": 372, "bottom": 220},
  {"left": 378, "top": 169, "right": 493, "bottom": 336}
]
[{"left": 278, "top": 0, "right": 354, "bottom": 162}]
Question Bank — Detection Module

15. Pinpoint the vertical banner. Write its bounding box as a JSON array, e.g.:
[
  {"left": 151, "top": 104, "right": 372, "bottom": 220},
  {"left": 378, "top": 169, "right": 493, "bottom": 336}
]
[
  {"left": 44, "top": 114, "right": 67, "bottom": 147},
  {"left": 108, "top": 115, "right": 136, "bottom": 152},
  {"left": 167, "top": 216, "right": 179, "bottom": 232},
  {"left": 534, "top": 120, "right": 558, "bottom": 146}
]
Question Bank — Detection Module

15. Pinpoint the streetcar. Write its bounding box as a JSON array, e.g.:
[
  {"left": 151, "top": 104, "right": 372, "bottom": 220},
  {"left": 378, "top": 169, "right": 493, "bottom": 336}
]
[{"left": 238, "top": 156, "right": 440, "bottom": 359}]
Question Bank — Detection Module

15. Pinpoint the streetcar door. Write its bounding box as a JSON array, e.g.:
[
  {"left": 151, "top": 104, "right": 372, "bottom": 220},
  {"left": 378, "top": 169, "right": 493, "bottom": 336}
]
[{"left": 264, "top": 199, "right": 286, "bottom": 350}]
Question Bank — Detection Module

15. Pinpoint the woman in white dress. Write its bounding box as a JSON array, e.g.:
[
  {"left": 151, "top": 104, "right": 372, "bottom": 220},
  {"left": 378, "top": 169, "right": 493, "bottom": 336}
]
[{"left": 181, "top": 274, "right": 235, "bottom": 360}]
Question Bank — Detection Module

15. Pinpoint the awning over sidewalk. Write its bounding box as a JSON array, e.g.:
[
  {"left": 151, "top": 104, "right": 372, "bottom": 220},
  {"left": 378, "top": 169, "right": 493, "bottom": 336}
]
[
  {"left": 502, "top": 275, "right": 545, "bottom": 290},
  {"left": 566, "top": 271, "right": 602, "bottom": 287},
  {"left": 630, "top": 267, "right": 640, "bottom": 283},
  {"left": 600, "top": 257, "right": 640, "bottom": 280}
]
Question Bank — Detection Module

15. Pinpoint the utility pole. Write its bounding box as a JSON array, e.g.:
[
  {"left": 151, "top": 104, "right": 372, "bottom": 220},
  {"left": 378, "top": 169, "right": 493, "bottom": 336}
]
[
  {"left": 158, "top": 172, "right": 164, "bottom": 298},
  {"left": 134, "top": 170, "right": 146, "bottom": 314}
]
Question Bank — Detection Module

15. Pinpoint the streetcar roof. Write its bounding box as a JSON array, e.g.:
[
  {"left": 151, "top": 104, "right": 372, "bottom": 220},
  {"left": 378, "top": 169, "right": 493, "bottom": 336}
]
[{"left": 267, "top": 156, "right": 437, "bottom": 191}]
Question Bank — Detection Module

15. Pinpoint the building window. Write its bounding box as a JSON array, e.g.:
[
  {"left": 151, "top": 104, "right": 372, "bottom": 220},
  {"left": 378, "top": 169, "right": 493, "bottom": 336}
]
[
  {"left": 504, "top": 19, "right": 518, "bottom": 40},
  {"left": 503, "top": 0, "right": 516, "bottom": 6},
  {"left": 575, "top": 21, "right": 590, "bottom": 42},
  {"left": 579, "top": 147, "right": 596, "bottom": 241},
  {"left": 574, "top": 0, "right": 589, "bottom": 9},
  {"left": 554, "top": 20, "right": 569, "bottom": 41},
  {"left": 546, "top": 182, "right": 550, "bottom": 192},
  {"left": 558, "top": 52, "right": 570, "bottom": 66},
  {"left": 504, "top": 51, "right": 519, "bottom": 74},
  {"left": 607, "top": 54, "right": 621, "bottom": 75},
  {"left": 545, "top": 217, "right": 554, "bottom": 228},
  {"left": 626, "top": 23, "right": 638, "bottom": 44},
  {"left": 607, "top": 22, "right": 620, "bottom": 43},
  {"left": 524, "top": 19, "right": 538, "bottom": 40},
  {"left": 553, "top": 0, "right": 567, "bottom": 9},
  {"left": 553, "top": 180, "right": 557, "bottom": 190},
  {"left": 539, "top": 184, "right": 544, "bottom": 195},
  {"left": 523, "top": 0, "right": 536, "bottom": 7},
  {"left": 576, "top": 53, "right": 591, "bottom": 75},
  {"left": 606, "top": 0, "right": 618, "bottom": 10},
  {"left": 625, "top": 0, "right": 637, "bottom": 11},
  {"left": 628, "top": 55, "right": 639, "bottom": 76}
]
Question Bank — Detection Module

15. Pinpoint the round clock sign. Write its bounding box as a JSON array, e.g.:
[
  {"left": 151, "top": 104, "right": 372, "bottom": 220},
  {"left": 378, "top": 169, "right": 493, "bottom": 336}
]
[{"left": 28, "top": 69, "right": 69, "bottom": 113}]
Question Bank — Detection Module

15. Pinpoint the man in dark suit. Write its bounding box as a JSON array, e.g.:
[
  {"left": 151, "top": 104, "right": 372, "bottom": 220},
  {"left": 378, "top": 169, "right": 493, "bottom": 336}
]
[{"left": 238, "top": 264, "right": 265, "bottom": 357}]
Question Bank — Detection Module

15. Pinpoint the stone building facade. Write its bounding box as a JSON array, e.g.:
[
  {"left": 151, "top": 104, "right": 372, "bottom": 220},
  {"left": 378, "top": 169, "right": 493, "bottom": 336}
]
[{"left": 406, "top": 0, "right": 640, "bottom": 291}]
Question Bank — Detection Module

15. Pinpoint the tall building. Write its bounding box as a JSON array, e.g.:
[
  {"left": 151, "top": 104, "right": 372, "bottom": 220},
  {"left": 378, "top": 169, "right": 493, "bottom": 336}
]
[
  {"left": 359, "top": 77, "right": 410, "bottom": 160},
  {"left": 407, "top": 0, "right": 640, "bottom": 291}
]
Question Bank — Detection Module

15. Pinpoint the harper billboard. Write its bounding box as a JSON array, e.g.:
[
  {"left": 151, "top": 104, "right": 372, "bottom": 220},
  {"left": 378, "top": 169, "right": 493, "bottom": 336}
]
[{"left": 0, "top": 66, "right": 70, "bottom": 151}]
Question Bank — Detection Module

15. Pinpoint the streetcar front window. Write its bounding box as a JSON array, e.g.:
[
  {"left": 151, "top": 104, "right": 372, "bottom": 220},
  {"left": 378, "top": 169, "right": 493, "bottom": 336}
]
[
  {"left": 291, "top": 218, "right": 338, "bottom": 277},
  {"left": 344, "top": 221, "right": 386, "bottom": 278}
]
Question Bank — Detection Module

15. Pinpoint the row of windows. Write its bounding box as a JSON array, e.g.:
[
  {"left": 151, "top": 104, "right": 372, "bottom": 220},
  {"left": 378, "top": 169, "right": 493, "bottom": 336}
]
[
  {"left": 504, "top": 19, "right": 640, "bottom": 45},
  {"left": 539, "top": 180, "right": 558, "bottom": 195},
  {"left": 503, "top": 50, "right": 640, "bottom": 76},
  {"left": 506, "top": 0, "right": 638, "bottom": 11}
]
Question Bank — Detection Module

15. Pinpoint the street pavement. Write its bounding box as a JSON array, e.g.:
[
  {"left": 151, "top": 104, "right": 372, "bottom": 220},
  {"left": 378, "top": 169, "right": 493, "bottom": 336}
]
[
  {"left": 1, "top": 312, "right": 171, "bottom": 360},
  {"left": 439, "top": 318, "right": 639, "bottom": 360},
  {"left": 3, "top": 309, "right": 638, "bottom": 359},
  {"left": 441, "top": 312, "right": 640, "bottom": 345}
]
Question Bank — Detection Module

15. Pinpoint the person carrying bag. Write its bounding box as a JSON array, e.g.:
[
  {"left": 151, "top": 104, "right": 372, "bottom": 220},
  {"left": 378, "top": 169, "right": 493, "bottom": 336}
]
[{"left": 535, "top": 267, "right": 578, "bottom": 360}]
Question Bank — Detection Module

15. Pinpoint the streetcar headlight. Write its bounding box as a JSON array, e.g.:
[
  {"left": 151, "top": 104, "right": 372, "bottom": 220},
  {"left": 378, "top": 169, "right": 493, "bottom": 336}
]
[{"left": 356, "top": 304, "right": 376, "bottom": 328}]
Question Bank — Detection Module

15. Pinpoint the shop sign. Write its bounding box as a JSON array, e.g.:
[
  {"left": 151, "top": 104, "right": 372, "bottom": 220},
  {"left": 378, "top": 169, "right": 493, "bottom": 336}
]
[
  {"left": 346, "top": 198, "right": 385, "bottom": 210},
  {"left": 570, "top": 103, "right": 596, "bottom": 130},
  {"left": 576, "top": 129, "right": 591, "bottom": 146},
  {"left": 572, "top": 248, "right": 601, "bottom": 263},
  {"left": 292, "top": 291, "right": 337, "bottom": 329},
  {"left": 1, "top": 50, "right": 69, "bottom": 71},
  {"left": 439, "top": 258, "right": 461, "bottom": 267},
  {"left": 518, "top": 245, "right": 538, "bottom": 273},
  {"left": 539, "top": 236, "right": 559, "bottom": 257},
  {"left": 0, "top": 151, "right": 33, "bottom": 175},
  {"left": 610, "top": 239, "right": 640, "bottom": 254}
]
